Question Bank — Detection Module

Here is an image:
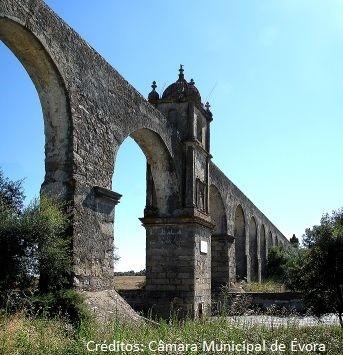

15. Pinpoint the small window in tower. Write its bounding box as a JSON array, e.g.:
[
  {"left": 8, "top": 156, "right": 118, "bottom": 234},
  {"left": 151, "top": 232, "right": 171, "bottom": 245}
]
[{"left": 196, "top": 116, "right": 203, "bottom": 143}]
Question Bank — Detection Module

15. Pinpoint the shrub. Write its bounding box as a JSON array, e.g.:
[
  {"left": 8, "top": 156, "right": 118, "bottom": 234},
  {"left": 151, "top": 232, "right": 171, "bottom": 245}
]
[
  {"left": 0, "top": 196, "right": 72, "bottom": 296},
  {"left": 267, "top": 209, "right": 343, "bottom": 327},
  {"left": 0, "top": 207, "right": 33, "bottom": 290},
  {"left": 0, "top": 169, "right": 84, "bottom": 324},
  {"left": 29, "top": 290, "right": 91, "bottom": 326},
  {"left": 290, "top": 209, "right": 343, "bottom": 327},
  {"left": 214, "top": 283, "right": 253, "bottom": 316},
  {"left": 26, "top": 197, "right": 72, "bottom": 293},
  {"left": 0, "top": 173, "right": 33, "bottom": 291}
]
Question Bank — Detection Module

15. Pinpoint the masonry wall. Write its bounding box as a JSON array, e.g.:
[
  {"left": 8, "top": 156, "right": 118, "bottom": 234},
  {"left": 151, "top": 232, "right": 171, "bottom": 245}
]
[
  {"left": 0, "top": 0, "right": 182, "bottom": 292},
  {"left": 1, "top": 0, "right": 290, "bottom": 318},
  {"left": 209, "top": 162, "right": 290, "bottom": 283}
]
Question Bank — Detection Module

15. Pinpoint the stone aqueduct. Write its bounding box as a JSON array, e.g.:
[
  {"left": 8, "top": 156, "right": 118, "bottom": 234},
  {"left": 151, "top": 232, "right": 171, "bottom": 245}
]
[{"left": 1, "top": 0, "right": 289, "bottom": 317}]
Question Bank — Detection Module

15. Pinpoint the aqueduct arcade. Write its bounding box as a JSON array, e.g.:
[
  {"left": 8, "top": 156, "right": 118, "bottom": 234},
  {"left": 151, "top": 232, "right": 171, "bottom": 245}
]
[{"left": 0, "top": 0, "right": 289, "bottom": 318}]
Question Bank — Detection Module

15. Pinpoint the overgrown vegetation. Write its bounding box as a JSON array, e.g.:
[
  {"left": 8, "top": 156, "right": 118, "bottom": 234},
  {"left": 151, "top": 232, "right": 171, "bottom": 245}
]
[
  {"left": 266, "top": 209, "right": 343, "bottom": 327},
  {"left": 0, "top": 169, "right": 88, "bottom": 325},
  {"left": 0, "top": 312, "right": 342, "bottom": 355},
  {"left": 0, "top": 169, "right": 341, "bottom": 354}
]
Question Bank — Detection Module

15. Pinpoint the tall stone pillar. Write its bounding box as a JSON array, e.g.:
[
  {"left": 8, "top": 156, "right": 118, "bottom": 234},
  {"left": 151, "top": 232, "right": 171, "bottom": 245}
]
[
  {"left": 211, "top": 233, "right": 234, "bottom": 292},
  {"left": 73, "top": 185, "right": 121, "bottom": 290},
  {"left": 142, "top": 216, "right": 213, "bottom": 318}
]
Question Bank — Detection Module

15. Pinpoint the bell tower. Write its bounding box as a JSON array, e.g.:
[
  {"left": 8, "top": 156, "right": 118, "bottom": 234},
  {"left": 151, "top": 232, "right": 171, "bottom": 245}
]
[
  {"left": 148, "top": 65, "right": 213, "bottom": 217},
  {"left": 141, "top": 66, "right": 215, "bottom": 318}
]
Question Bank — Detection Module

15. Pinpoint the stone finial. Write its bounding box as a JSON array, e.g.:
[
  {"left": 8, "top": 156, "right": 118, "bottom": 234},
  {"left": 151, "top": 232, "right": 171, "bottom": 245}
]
[
  {"left": 178, "top": 64, "right": 184, "bottom": 80},
  {"left": 148, "top": 80, "right": 160, "bottom": 103},
  {"left": 189, "top": 78, "right": 195, "bottom": 85},
  {"left": 205, "top": 101, "right": 211, "bottom": 111}
]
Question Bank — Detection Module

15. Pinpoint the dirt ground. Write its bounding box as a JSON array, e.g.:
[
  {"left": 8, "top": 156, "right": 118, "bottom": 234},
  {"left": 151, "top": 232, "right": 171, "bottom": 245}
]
[{"left": 113, "top": 276, "right": 146, "bottom": 290}]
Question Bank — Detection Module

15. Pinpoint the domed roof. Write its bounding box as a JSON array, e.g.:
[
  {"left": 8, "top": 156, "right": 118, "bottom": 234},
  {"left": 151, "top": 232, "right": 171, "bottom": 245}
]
[{"left": 161, "top": 65, "right": 202, "bottom": 104}]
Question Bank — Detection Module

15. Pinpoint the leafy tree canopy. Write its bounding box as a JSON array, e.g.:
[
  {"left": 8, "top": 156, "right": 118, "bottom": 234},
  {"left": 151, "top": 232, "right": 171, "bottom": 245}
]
[
  {"left": 267, "top": 208, "right": 343, "bottom": 327},
  {"left": 289, "top": 234, "right": 299, "bottom": 248},
  {"left": 0, "top": 169, "right": 25, "bottom": 213}
]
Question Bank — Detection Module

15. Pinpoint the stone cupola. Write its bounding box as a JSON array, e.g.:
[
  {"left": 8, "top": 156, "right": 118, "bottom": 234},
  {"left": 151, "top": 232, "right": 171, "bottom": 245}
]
[{"left": 161, "top": 65, "right": 202, "bottom": 105}]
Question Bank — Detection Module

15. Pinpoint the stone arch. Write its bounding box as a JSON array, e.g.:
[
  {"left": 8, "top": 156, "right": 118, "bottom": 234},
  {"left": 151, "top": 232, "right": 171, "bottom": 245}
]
[
  {"left": 209, "top": 185, "right": 227, "bottom": 235},
  {"left": 267, "top": 231, "right": 273, "bottom": 251},
  {"left": 111, "top": 129, "right": 181, "bottom": 275},
  {"left": 111, "top": 137, "right": 146, "bottom": 273},
  {"left": 112, "top": 128, "right": 183, "bottom": 304},
  {"left": 0, "top": 18, "right": 71, "bottom": 198},
  {"left": 113, "top": 128, "right": 181, "bottom": 216},
  {"left": 209, "top": 185, "right": 230, "bottom": 292},
  {"left": 249, "top": 216, "right": 258, "bottom": 281},
  {"left": 234, "top": 204, "right": 247, "bottom": 280},
  {"left": 260, "top": 224, "right": 267, "bottom": 279}
]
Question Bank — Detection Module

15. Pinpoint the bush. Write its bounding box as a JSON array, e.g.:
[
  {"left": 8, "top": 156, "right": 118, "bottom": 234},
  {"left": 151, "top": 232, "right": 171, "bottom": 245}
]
[
  {"left": 29, "top": 290, "right": 91, "bottom": 325},
  {"left": 0, "top": 197, "right": 72, "bottom": 295},
  {"left": 290, "top": 209, "right": 343, "bottom": 327},
  {"left": 267, "top": 209, "right": 343, "bottom": 327},
  {"left": 266, "top": 245, "right": 303, "bottom": 283},
  {"left": 0, "top": 207, "right": 33, "bottom": 290},
  {"left": 28, "top": 197, "right": 72, "bottom": 293},
  {"left": 0, "top": 174, "right": 33, "bottom": 291},
  {"left": 0, "top": 169, "right": 85, "bottom": 325}
]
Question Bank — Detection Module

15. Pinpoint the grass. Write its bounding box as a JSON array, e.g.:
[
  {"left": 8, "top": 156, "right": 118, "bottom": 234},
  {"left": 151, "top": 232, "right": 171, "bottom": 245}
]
[
  {"left": 113, "top": 276, "right": 146, "bottom": 290},
  {"left": 0, "top": 312, "right": 341, "bottom": 354},
  {"left": 242, "top": 280, "right": 286, "bottom": 293}
]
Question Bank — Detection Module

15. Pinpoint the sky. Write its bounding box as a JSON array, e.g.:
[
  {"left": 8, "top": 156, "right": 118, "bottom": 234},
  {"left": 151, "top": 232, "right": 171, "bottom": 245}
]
[{"left": 1, "top": 0, "right": 343, "bottom": 271}]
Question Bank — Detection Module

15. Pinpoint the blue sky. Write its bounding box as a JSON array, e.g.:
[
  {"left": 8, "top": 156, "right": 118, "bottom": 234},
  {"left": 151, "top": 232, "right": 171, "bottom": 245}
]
[{"left": 1, "top": 0, "right": 343, "bottom": 271}]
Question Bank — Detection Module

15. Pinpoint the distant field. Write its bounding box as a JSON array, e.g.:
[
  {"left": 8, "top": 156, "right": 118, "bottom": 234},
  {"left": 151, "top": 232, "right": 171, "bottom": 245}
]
[
  {"left": 113, "top": 277, "right": 285, "bottom": 292},
  {"left": 114, "top": 276, "right": 146, "bottom": 290}
]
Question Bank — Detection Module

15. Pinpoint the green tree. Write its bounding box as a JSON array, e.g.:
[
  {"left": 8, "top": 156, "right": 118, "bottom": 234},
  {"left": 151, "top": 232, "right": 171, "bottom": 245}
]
[
  {"left": 266, "top": 245, "right": 303, "bottom": 283},
  {"left": 0, "top": 169, "right": 25, "bottom": 213},
  {"left": 298, "top": 209, "right": 343, "bottom": 327},
  {"left": 0, "top": 169, "right": 72, "bottom": 293},
  {"left": 0, "top": 169, "right": 88, "bottom": 324},
  {"left": 289, "top": 209, "right": 343, "bottom": 327},
  {"left": 289, "top": 234, "right": 299, "bottom": 248},
  {"left": 24, "top": 197, "right": 72, "bottom": 293},
  {"left": 266, "top": 246, "right": 288, "bottom": 281},
  {"left": 0, "top": 171, "right": 29, "bottom": 290}
]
